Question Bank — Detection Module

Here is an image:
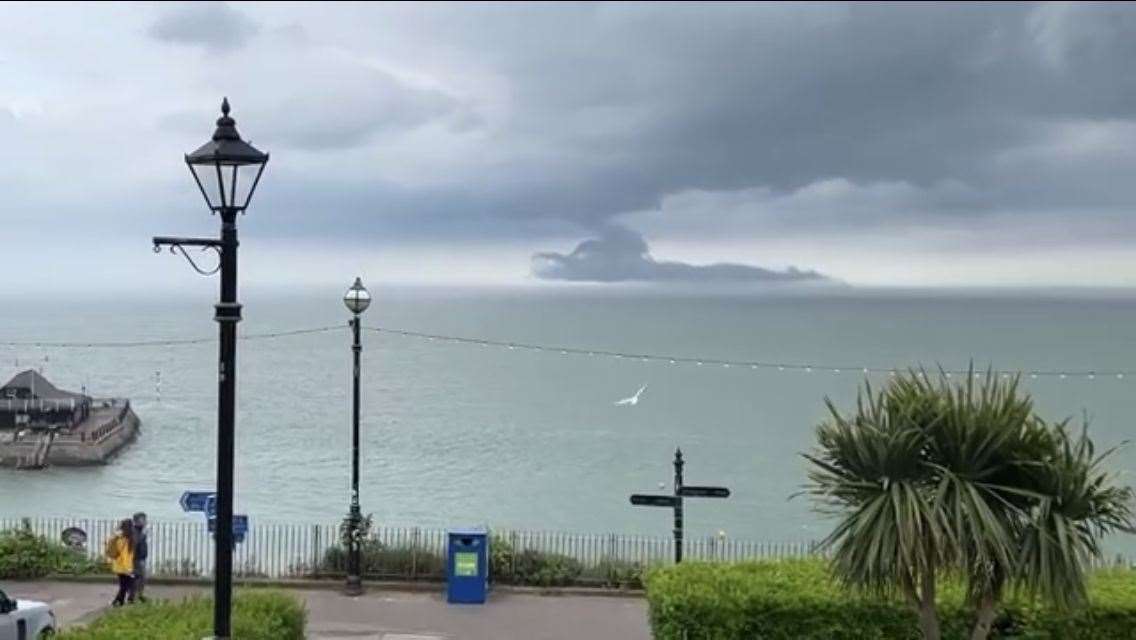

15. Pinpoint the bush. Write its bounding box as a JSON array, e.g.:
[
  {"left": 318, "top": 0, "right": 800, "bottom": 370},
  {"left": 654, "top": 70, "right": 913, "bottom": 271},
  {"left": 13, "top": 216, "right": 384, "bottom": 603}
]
[
  {"left": 0, "top": 520, "right": 105, "bottom": 579},
  {"left": 645, "top": 560, "right": 1136, "bottom": 640},
  {"left": 587, "top": 558, "right": 645, "bottom": 589},
  {"left": 510, "top": 549, "right": 584, "bottom": 586},
  {"left": 321, "top": 540, "right": 446, "bottom": 578},
  {"left": 57, "top": 590, "right": 305, "bottom": 640}
]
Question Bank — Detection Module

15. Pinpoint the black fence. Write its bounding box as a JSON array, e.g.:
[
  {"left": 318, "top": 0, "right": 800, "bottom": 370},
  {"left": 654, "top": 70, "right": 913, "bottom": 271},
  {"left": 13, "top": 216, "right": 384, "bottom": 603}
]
[
  {"left": 7, "top": 516, "right": 1132, "bottom": 585},
  {"left": 3, "top": 516, "right": 827, "bottom": 584}
]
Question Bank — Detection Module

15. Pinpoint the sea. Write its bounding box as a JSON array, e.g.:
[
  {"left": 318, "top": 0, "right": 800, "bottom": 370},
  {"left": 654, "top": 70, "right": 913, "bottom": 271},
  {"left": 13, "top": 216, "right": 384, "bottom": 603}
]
[{"left": 1, "top": 285, "right": 1134, "bottom": 555}]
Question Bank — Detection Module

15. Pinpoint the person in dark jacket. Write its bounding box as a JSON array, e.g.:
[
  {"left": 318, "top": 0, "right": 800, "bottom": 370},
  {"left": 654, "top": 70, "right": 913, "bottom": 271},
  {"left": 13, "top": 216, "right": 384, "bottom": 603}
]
[{"left": 128, "top": 512, "right": 148, "bottom": 603}]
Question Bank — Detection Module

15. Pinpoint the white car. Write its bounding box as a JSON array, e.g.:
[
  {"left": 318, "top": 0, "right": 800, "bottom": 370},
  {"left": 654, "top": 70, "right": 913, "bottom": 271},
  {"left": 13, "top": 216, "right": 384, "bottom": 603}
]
[{"left": 0, "top": 589, "right": 55, "bottom": 639}]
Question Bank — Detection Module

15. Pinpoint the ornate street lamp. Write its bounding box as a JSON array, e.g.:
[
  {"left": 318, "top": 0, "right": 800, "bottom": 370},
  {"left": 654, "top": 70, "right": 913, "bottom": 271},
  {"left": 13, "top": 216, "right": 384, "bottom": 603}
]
[
  {"left": 153, "top": 98, "right": 268, "bottom": 640},
  {"left": 343, "top": 277, "right": 370, "bottom": 595}
]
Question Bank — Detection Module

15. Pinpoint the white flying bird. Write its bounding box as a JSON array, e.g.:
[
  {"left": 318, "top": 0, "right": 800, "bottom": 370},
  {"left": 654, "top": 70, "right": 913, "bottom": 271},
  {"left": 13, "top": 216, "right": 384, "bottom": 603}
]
[{"left": 614, "top": 384, "right": 648, "bottom": 406}]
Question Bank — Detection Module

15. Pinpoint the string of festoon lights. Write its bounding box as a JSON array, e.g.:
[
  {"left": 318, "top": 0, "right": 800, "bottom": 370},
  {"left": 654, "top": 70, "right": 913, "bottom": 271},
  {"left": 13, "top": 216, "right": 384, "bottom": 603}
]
[
  {"left": 364, "top": 327, "right": 1132, "bottom": 381},
  {"left": 0, "top": 324, "right": 1129, "bottom": 381}
]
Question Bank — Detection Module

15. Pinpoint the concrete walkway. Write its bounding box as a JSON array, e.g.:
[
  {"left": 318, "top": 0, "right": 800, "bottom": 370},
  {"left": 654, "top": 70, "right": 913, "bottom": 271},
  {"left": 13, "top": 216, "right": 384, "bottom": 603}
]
[{"left": 6, "top": 581, "right": 652, "bottom": 640}]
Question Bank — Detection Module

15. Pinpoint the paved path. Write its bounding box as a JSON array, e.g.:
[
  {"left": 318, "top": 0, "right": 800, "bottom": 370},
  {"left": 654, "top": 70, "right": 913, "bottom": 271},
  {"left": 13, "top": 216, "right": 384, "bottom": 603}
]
[{"left": 6, "top": 581, "right": 651, "bottom": 640}]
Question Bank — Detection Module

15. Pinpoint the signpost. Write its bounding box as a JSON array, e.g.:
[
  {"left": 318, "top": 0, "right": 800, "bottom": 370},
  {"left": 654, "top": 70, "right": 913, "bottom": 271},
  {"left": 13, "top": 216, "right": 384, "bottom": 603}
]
[
  {"left": 181, "top": 490, "right": 246, "bottom": 544},
  {"left": 630, "top": 495, "right": 679, "bottom": 507},
  {"left": 678, "top": 486, "right": 731, "bottom": 498},
  {"left": 180, "top": 490, "right": 215, "bottom": 513},
  {"left": 208, "top": 515, "right": 248, "bottom": 544},
  {"left": 628, "top": 448, "right": 730, "bottom": 563}
]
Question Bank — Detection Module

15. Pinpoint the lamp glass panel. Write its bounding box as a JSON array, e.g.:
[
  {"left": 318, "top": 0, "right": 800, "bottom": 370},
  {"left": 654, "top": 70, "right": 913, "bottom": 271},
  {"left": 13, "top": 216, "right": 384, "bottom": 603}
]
[
  {"left": 229, "top": 162, "right": 265, "bottom": 210},
  {"left": 188, "top": 162, "right": 224, "bottom": 210}
]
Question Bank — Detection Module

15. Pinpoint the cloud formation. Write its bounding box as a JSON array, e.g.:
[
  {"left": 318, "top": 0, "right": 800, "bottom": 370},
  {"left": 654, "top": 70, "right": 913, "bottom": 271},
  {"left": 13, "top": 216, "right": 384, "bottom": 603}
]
[
  {"left": 2, "top": 3, "right": 1136, "bottom": 287},
  {"left": 148, "top": 2, "right": 260, "bottom": 52},
  {"left": 532, "top": 226, "right": 826, "bottom": 284}
]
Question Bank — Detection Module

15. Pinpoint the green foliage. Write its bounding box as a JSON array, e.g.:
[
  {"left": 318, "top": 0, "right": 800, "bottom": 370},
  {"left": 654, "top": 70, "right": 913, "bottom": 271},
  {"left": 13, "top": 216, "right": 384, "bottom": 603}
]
[
  {"left": 150, "top": 558, "right": 199, "bottom": 577},
  {"left": 802, "top": 369, "right": 1136, "bottom": 637},
  {"left": 587, "top": 558, "right": 646, "bottom": 589},
  {"left": 57, "top": 590, "right": 306, "bottom": 640},
  {"left": 645, "top": 560, "right": 1136, "bottom": 640},
  {"left": 321, "top": 540, "right": 446, "bottom": 578},
  {"left": 511, "top": 548, "right": 584, "bottom": 586},
  {"left": 0, "top": 519, "right": 106, "bottom": 579},
  {"left": 483, "top": 533, "right": 586, "bottom": 586},
  {"left": 488, "top": 533, "right": 515, "bottom": 582}
]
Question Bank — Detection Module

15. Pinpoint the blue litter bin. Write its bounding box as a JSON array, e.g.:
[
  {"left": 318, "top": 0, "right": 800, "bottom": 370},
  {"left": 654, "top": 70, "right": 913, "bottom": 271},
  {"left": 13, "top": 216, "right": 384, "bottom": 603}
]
[{"left": 446, "top": 527, "right": 489, "bottom": 604}]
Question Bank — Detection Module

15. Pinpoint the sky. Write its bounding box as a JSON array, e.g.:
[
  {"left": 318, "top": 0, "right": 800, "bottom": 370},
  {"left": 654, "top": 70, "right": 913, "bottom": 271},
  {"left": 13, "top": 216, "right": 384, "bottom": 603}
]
[{"left": 2, "top": 1, "right": 1136, "bottom": 292}]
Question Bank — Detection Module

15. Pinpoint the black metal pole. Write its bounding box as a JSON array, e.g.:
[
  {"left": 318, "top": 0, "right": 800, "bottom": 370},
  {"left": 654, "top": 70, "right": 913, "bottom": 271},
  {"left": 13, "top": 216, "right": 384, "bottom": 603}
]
[
  {"left": 213, "top": 207, "right": 240, "bottom": 638},
  {"left": 346, "top": 315, "right": 363, "bottom": 595},
  {"left": 673, "top": 447, "right": 684, "bottom": 564}
]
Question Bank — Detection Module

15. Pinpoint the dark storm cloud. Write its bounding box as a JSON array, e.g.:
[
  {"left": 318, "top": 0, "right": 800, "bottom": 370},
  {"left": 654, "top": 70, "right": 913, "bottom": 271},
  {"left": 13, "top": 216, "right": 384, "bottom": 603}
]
[
  {"left": 532, "top": 226, "right": 826, "bottom": 283},
  {"left": 148, "top": 2, "right": 259, "bottom": 53},
  {"left": 6, "top": 1, "right": 1136, "bottom": 286},
  {"left": 209, "top": 2, "right": 1136, "bottom": 247}
]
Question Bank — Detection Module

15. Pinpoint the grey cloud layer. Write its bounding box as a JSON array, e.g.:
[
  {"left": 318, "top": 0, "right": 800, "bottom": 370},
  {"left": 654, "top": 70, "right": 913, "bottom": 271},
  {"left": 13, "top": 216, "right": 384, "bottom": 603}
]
[
  {"left": 1, "top": 2, "right": 1135, "bottom": 284},
  {"left": 148, "top": 2, "right": 259, "bottom": 52}
]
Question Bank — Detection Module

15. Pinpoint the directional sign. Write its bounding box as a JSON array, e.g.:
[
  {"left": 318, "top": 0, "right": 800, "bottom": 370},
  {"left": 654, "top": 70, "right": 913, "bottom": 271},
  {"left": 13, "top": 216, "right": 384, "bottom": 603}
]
[
  {"left": 630, "top": 494, "right": 679, "bottom": 508},
  {"left": 204, "top": 494, "right": 217, "bottom": 519},
  {"left": 678, "top": 486, "right": 731, "bottom": 498},
  {"left": 627, "top": 449, "right": 730, "bottom": 564},
  {"left": 179, "top": 490, "right": 215, "bottom": 513},
  {"left": 208, "top": 515, "right": 249, "bottom": 543}
]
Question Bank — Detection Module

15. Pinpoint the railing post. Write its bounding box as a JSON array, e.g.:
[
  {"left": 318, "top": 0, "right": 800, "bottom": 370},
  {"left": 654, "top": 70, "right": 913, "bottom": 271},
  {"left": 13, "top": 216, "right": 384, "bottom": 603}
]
[
  {"left": 311, "top": 525, "right": 320, "bottom": 578},
  {"left": 510, "top": 531, "right": 518, "bottom": 583},
  {"left": 411, "top": 527, "right": 420, "bottom": 580}
]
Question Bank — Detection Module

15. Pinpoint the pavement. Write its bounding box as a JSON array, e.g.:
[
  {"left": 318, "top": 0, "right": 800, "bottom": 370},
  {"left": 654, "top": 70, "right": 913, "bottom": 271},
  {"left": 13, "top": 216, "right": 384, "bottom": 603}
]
[{"left": 5, "top": 581, "right": 652, "bottom": 640}]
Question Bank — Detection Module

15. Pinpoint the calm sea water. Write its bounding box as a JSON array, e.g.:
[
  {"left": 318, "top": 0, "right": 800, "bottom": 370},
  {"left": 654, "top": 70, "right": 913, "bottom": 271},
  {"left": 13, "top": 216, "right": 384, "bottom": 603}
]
[{"left": 1, "top": 286, "right": 1134, "bottom": 554}]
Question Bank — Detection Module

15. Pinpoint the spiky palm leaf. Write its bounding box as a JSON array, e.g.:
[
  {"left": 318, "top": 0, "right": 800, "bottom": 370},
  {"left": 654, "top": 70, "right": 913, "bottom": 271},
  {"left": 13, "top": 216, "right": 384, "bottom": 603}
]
[{"left": 1016, "top": 422, "right": 1135, "bottom": 609}]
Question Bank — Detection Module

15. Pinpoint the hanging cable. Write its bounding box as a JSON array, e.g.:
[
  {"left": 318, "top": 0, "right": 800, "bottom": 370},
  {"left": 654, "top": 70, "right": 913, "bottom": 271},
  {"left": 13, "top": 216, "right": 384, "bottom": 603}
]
[
  {"left": 0, "top": 325, "right": 345, "bottom": 348},
  {"left": 0, "top": 323, "right": 1129, "bottom": 380},
  {"left": 365, "top": 326, "right": 1132, "bottom": 379}
]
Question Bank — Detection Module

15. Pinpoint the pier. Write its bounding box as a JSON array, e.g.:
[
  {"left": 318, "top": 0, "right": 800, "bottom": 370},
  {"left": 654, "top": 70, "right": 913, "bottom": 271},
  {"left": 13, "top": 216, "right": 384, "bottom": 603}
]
[{"left": 0, "top": 370, "right": 140, "bottom": 468}]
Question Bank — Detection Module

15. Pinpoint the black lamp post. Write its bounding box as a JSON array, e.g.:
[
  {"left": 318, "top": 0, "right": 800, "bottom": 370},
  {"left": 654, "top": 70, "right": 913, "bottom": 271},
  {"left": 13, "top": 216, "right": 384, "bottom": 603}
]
[
  {"left": 153, "top": 98, "right": 268, "bottom": 640},
  {"left": 343, "top": 277, "right": 371, "bottom": 595}
]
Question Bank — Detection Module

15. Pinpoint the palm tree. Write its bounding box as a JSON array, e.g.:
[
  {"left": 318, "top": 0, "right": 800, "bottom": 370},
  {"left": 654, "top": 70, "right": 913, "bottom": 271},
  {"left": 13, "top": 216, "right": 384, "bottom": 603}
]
[
  {"left": 804, "top": 369, "right": 1135, "bottom": 640},
  {"left": 803, "top": 377, "right": 952, "bottom": 639}
]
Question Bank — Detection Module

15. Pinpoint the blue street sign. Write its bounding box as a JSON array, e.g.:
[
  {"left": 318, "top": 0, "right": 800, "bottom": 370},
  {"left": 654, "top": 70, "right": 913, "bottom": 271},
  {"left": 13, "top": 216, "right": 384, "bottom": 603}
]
[
  {"left": 179, "top": 490, "right": 215, "bottom": 513},
  {"left": 204, "top": 495, "right": 217, "bottom": 519},
  {"left": 207, "top": 515, "right": 249, "bottom": 543}
]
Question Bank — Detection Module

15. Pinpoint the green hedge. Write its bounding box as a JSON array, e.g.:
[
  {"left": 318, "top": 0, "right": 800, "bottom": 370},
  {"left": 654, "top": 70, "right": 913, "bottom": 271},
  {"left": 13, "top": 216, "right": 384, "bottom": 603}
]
[
  {"left": 0, "top": 520, "right": 105, "bottom": 579},
  {"left": 644, "top": 560, "right": 1136, "bottom": 639},
  {"left": 57, "top": 591, "right": 306, "bottom": 640}
]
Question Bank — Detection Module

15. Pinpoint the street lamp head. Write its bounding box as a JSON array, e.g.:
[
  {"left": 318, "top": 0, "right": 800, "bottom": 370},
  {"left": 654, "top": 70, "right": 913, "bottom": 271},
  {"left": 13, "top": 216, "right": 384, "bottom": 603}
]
[
  {"left": 185, "top": 97, "right": 269, "bottom": 214},
  {"left": 343, "top": 277, "right": 371, "bottom": 315}
]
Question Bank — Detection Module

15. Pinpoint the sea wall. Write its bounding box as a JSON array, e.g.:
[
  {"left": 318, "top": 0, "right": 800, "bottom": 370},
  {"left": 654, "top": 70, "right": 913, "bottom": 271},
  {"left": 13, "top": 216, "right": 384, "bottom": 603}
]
[
  {"left": 0, "top": 403, "right": 140, "bottom": 467},
  {"left": 47, "top": 406, "right": 140, "bottom": 465}
]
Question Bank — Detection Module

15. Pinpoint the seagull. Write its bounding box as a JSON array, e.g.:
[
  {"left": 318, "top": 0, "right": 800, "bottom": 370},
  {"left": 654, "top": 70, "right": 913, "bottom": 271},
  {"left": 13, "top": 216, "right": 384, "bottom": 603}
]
[{"left": 614, "top": 384, "right": 648, "bottom": 406}]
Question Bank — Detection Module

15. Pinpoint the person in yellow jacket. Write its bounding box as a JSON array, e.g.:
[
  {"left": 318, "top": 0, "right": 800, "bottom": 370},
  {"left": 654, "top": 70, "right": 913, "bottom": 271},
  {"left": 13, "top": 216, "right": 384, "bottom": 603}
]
[{"left": 105, "top": 518, "right": 135, "bottom": 606}]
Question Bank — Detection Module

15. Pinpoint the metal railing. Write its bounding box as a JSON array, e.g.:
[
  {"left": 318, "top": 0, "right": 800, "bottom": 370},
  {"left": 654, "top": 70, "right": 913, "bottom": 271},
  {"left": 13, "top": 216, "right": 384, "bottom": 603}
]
[
  {"left": 4, "top": 516, "right": 1130, "bottom": 584},
  {"left": 1, "top": 516, "right": 825, "bottom": 583}
]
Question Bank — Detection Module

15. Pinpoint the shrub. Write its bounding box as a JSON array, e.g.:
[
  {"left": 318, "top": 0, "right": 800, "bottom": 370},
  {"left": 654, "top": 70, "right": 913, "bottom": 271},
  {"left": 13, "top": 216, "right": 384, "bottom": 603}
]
[
  {"left": 588, "top": 558, "right": 645, "bottom": 589},
  {"left": 57, "top": 590, "right": 305, "bottom": 640},
  {"left": 0, "top": 520, "right": 105, "bottom": 579},
  {"left": 645, "top": 560, "right": 1136, "bottom": 640},
  {"left": 510, "top": 549, "right": 584, "bottom": 586},
  {"left": 321, "top": 540, "right": 446, "bottom": 578}
]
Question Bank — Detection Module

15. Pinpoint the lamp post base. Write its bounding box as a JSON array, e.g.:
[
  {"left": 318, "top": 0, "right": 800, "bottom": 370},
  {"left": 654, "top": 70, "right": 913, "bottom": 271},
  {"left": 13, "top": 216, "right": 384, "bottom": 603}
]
[
  {"left": 345, "top": 502, "right": 364, "bottom": 596},
  {"left": 344, "top": 574, "right": 363, "bottom": 596}
]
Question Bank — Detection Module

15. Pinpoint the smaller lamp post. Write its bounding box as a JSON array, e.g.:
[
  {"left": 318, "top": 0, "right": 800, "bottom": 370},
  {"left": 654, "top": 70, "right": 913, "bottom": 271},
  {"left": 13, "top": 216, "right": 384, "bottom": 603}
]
[{"left": 343, "top": 277, "right": 371, "bottom": 595}]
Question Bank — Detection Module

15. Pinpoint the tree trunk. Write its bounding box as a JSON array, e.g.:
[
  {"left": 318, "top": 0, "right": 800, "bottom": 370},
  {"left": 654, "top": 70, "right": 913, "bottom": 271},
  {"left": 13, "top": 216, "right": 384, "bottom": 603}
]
[
  {"left": 970, "top": 592, "right": 998, "bottom": 640},
  {"left": 917, "top": 567, "right": 942, "bottom": 640}
]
